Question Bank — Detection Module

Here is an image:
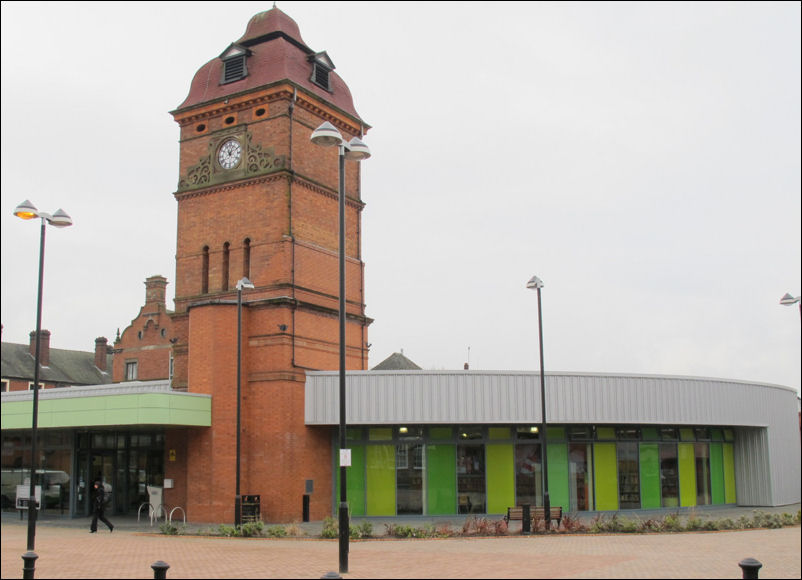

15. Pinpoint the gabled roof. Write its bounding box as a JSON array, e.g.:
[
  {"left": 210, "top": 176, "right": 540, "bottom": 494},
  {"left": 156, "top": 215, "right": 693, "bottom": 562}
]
[
  {"left": 175, "top": 7, "right": 362, "bottom": 121},
  {"left": 1, "top": 342, "right": 111, "bottom": 386},
  {"left": 371, "top": 352, "right": 422, "bottom": 371}
]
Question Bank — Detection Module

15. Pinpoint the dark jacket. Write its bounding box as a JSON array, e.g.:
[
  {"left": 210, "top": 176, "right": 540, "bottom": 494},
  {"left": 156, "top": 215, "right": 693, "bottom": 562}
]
[{"left": 93, "top": 481, "right": 106, "bottom": 511}]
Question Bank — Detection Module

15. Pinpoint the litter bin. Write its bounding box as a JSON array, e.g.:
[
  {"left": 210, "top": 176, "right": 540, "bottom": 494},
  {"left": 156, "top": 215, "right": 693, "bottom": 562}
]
[{"left": 241, "top": 495, "right": 260, "bottom": 523}]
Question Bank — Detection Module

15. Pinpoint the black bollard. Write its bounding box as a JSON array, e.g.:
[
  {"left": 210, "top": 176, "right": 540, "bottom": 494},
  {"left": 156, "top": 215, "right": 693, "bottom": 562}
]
[
  {"left": 739, "top": 558, "right": 762, "bottom": 579},
  {"left": 522, "top": 504, "right": 531, "bottom": 535},
  {"left": 151, "top": 560, "right": 170, "bottom": 579},
  {"left": 321, "top": 572, "right": 342, "bottom": 579},
  {"left": 22, "top": 551, "right": 38, "bottom": 580}
]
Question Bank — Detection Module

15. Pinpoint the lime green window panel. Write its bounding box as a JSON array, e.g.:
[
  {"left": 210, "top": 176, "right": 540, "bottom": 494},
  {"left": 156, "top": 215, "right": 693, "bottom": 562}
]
[
  {"left": 680, "top": 429, "right": 695, "bottom": 442},
  {"left": 597, "top": 427, "right": 616, "bottom": 440},
  {"left": 366, "top": 445, "right": 396, "bottom": 515},
  {"left": 427, "top": 444, "right": 456, "bottom": 514},
  {"left": 336, "top": 445, "right": 366, "bottom": 516},
  {"left": 488, "top": 427, "right": 511, "bottom": 440},
  {"left": 678, "top": 443, "right": 697, "bottom": 507},
  {"left": 369, "top": 428, "right": 393, "bottom": 441},
  {"left": 724, "top": 429, "right": 734, "bottom": 441},
  {"left": 593, "top": 443, "right": 618, "bottom": 510},
  {"left": 547, "top": 426, "right": 565, "bottom": 440},
  {"left": 546, "top": 443, "right": 569, "bottom": 511},
  {"left": 709, "top": 442, "right": 725, "bottom": 505},
  {"left": 723, "top": 443, "right": 736, "bottom": 503},
  {"left": 485, "top": 444, "right": 515, "bottom": 514},
  {"left": 639, "top": 444, "right": 661, "bottom": 509}
]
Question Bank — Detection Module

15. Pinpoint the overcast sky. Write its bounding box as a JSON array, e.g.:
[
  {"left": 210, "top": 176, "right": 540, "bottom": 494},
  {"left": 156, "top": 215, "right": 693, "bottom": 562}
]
[{"left": 2, "top": 1, "right": 800, "bottom": 396}]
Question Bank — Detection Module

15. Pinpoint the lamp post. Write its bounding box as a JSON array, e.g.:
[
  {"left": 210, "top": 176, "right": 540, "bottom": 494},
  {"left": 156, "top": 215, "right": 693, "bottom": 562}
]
[
  {"left": 235, "top": 277, "right": 254, "bottom": 527},
  {"left": 526, "top": 275, "right": 551, "bottom": 530},
  {"left": 311, "top": 121, "right": 370, "bottom": 574},
  {"left": 779, "top": 293, "right": 801, "bottom": 321},
  {"left": 13, "top": 200, "right": 72, "bottom": 558}
]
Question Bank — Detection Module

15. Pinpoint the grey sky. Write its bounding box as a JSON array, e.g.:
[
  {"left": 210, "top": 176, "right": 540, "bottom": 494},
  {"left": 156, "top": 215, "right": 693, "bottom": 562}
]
[{"left": 2, "top": 1, "right": 800, "bottom": 396}]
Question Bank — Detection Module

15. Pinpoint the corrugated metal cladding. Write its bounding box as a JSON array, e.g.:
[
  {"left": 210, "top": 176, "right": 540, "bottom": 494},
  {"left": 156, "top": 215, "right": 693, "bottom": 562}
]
[{"left": 304, "top": 370, "right": 801, "bottom": 506}]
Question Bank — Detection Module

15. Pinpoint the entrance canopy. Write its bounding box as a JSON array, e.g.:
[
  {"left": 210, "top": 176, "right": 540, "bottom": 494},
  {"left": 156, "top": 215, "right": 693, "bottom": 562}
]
[{"left": 1, "top": 380, "right": 211, "bottom": 429}]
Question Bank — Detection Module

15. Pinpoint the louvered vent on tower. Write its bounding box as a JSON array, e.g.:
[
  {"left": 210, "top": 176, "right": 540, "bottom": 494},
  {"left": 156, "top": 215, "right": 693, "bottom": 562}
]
[{"left": 219, "top": 44, "right": 251, "bottom": 85}]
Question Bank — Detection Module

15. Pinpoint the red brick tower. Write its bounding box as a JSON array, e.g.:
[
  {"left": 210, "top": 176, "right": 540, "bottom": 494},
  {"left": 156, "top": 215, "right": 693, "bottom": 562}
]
[{"left": 164, "top": 7, "right": 371, "bottom": 523}]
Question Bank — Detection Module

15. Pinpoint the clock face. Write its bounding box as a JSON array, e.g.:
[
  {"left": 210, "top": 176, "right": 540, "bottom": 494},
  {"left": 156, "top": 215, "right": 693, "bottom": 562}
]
[{"left": 218, "top": 139, "right": 242, "bottom": 170}]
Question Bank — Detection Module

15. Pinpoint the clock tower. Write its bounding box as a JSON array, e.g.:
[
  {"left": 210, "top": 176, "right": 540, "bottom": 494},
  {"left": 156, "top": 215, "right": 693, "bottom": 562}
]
[{"left": 166, "top": 7, "right": 371, "bottom": 523}]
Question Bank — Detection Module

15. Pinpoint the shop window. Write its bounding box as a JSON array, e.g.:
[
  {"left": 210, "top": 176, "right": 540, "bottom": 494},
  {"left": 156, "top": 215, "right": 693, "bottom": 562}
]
[
  {"left": 514, "top": 443, "right": 541, "bottom": 507},
  {"left": 679, "top": 428, "right": 696, "bottom": 441},
  {"left": 515, "top": 426, "right": 541, "bottom": 440},
  {"left": 568, "top": 426, "right": 594, "bottom": 440},
  {"left": 617, "top": 442, "right": 640, "bottom": 509},
  {"left": 659, "top": 443, "right": 679, "bottom": 507},
  {"left": 569, "top": 443, "right": 593, "bottom": 511},
  {"left": 458, "top": 427, "right": 483, "bottom": 441},
  {"left": 428, "top": 426, "right": 453, "bottom": 440},
  {"left": 396, "top": 443, "right": 424, "bottom": 515},
  {"left": 660, "top": 427, "right": 678, "bottom": 441},
  {"left": 457, "top": 445, "right": 485, "bottom": 513},
  {"left": 723, "top": 429, "right": 734, "bottom": 442},
  {"left": 693, "top": 428, "right": 711, "bottom": 441},
  {"left": 695, "top": 443, "right": 712, "bottom": 505},
  {"left": 346, "top": 428, "right": 364, "bottom": 441},
  {"left": 397, "top": 426, "right": 423, "bottom": 440},
  {"left": 615, "top": 427, "right": 640, "bottom": 440}
]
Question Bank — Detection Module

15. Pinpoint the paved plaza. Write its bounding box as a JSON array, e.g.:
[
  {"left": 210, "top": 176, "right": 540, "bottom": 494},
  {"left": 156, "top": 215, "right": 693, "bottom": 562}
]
[{"left": 2, "top": 508, "right": 800, "bottom": 579}]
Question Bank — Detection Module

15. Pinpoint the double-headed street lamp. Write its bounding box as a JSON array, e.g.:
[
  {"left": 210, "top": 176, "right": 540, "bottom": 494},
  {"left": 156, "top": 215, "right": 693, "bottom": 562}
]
[
  {"left": 526, "top": 275, "right": 551, "bottom": 530},
  {"left": 235, "top": 277, "right": 254, "bottom": 527},
  {"left": 13, "top": 200, "right": 72, "bottom": 562},
  {"left": 310, "top": 121, "right": 370, "bottom": 574},
  {"left": 779, "top": 293, "right": 801, "bottom": 322}
]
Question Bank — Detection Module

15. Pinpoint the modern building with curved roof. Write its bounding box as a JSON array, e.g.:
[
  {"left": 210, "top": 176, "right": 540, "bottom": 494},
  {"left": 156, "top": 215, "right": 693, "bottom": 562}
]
[{"left": 305, "top": 370, "right": 800, "bottom": 515}]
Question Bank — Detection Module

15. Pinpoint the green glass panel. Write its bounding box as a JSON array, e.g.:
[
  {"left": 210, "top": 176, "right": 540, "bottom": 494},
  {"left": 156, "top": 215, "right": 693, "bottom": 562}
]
[
  {"left": 639, "top": 444, "right": 661, "bottom": 509},
  {"left": 723, "top": 443, "right": 737, "bottom": 503},
  {"left": 369, "top": 428, "right": 393, "bottom": 441},
  {"left": 366, "top": 445, "right": 396, "bottom": 515},
  {"left": 724, "top": 429, "right": 734, "bottom": 441},
  {"left": 678, "top": 443, "right": 697, "bottom": 507},
  {"left": 594, "top": 443, "right": 618, "bottom": 510},
  {"left": 680, "top": 428, "right": 695, "bottom": 441},
  {"left": 426, "top": 444, "right": 456, "bottom": 514},
  {"left": 486, "top": 444, "right": 515, "bottom": 514},
  {"left": 597, "top": 427, "right": 616, "bottom": 440},
  {"left": 488, "top": 427, "right": 511, "bottom": 440},
  {"left": 546, "top": 443, "right": 569, "bottom": 511},
  {"left": 429, "top": 427, "right": 453, "bottom": 440},
  {"left": 337, "top": 445, "right": 365, "bottom": 516},
  {"left": 346, "top": 428, "right": 363, "bottom": 441},
  {"left": 711, "top": 429, "right": 723, "bottom": 441},
  {"left": 641, "top": 428, "right": 659, "bottom": 441},
  {"left": 709, "top": 442, "right": 725, "bottom": 505},
  {"left": 547, "top": 426, "right": 565, "bottom": 440}
]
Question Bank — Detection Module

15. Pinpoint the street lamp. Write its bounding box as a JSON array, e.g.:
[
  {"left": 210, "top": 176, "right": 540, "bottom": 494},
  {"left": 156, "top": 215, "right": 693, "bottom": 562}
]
[
  {"left": 526, "top": 275, "right": 551, "bottom": 530},
  {"left": 311, "top": 121, "right": 370, "bottom": 574},
  {"left": 235, "top": 277, "right": 254, "bottom": 527},
  {"left": 779, "top": 293, "right": 801, "bottom": 321},
  {"left": 13, "top": 200, "right": 72, "bottom": 558}
]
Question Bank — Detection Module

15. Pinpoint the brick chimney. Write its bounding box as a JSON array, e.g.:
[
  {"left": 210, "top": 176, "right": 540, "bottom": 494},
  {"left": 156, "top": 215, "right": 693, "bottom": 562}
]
[
  {"left": 145, "top": 275, "right": 168, "bottom": 305},
  {"left": 95, "top": 337, "right": 109, "bottom": 371},
  {"left": 29, "top": 329, "right": 51, "bottom": 366}
]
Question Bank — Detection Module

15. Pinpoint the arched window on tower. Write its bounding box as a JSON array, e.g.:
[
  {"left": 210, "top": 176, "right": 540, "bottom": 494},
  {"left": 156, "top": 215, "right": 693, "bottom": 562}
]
[
  {"left": 243, "top": 238, "right": 251, "bottom": 280},
  {"left": 222, "top": 242, "right": 230, "bottom": 291},
  {"left": 201, "top": 245, "right": 210, "bottom": 294}
]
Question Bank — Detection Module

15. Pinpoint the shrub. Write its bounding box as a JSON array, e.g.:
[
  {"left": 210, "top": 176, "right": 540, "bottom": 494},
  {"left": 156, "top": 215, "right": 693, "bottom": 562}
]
[
  {"left": 718, "top": 518, "right": 736, "bottom": 530},
  {"left": 239, "top": 521, "right": 265, "bottom": 537},
  {"left": 321, "top": 516, "right": 338, "bottom": 539},
  {"left": 159, "top": 522, "right": 184, "bottom": 535},
  {"left": 265, "top": 525, "right": 287, "bottom": 537},
  {"left": 618, "top": 516, "right": 638, "bottom": 533},
  {"left": 561, "top": 514, "right": 588, "bottom": 533},
  {"left": 781, "top": 512, "right": 796, "bottom": 526},
  {"left": 349, "top": 521, "right": 373, "bottom": 539},
  {"left": 637, "top": 518, "right": 661, "bottom": 533},
  {"left": 218, "top": 524, "right": 239, "bottom": 537},
  {"left": 685, "top": 516, "right": 703, "bottom": 531},
  {"left": 661, "top": 513, "right": 683, "bottom": 532},
  {"left": 284, "top": 523, "right": 305, "bottom": 537}
]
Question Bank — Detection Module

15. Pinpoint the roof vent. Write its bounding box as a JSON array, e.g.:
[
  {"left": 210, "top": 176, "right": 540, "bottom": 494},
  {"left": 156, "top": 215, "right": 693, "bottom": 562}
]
[
  {"left": 219, "top": 44, "right": 251, "bottom": 85},
  {"left": 308, "top": 51, "right": 335, "bottom": 92}
]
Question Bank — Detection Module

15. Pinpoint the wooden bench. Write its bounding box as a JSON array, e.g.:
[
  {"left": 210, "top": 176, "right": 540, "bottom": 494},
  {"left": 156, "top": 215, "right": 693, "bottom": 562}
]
[{"left": 504, "top": 505, "right": 563, "bottom": 528}]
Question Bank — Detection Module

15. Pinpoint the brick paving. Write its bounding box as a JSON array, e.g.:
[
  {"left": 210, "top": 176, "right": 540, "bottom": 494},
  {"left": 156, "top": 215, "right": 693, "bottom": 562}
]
[{"left": 1, "top": 514, "right": 799, "bottom": 579}]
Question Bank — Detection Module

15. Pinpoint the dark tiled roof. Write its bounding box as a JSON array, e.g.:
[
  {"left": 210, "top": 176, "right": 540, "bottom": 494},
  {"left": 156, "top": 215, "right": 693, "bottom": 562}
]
[
  {"left": 1, "top": 342, "right": 112, "bottom": 386},
  {"left": 176, "top": 7, "right": 362, "bottom": 121},
  {"left": 372, "top": 352, "right": 422, "bottom": 371}
]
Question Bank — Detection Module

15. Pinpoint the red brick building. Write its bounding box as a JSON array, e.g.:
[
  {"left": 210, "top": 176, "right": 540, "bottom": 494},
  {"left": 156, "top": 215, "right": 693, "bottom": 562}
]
[{"left": 163, "top": 6, "right": 371, "bottom": 523}]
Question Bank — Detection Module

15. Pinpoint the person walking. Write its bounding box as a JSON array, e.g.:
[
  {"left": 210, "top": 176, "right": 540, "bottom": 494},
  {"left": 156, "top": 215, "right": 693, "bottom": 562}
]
[{"left": 90, "top": 477, "right": 114, "bottom": 533}]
